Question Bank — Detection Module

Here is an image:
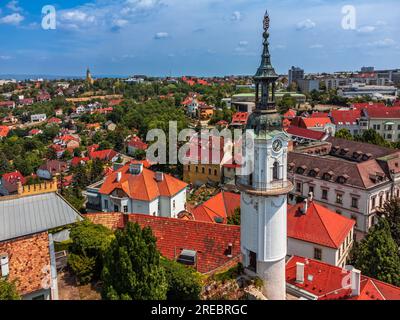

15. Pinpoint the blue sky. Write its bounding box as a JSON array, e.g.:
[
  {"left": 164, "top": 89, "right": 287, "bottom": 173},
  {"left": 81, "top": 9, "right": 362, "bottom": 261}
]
[{"left": 0, "top": 0, "right": 399, "bottom": 77}]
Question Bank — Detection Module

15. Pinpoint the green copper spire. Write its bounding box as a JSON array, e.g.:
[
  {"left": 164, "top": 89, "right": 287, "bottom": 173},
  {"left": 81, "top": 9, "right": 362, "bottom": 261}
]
[
  {"left": 247, "top": 10, "right": 282, "bottom": 135},
  {"left": 255, "top": 10, "right": 278, "bottom": 80}
]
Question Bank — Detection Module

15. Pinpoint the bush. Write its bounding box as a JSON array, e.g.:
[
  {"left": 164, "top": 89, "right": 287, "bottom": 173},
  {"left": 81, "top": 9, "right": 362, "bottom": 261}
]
[
  {"left": 161, "top": 258, "right": 202, "bottom": 300},
  {"left": 0, "top": 278, "right": 20, "bottom": 300},
  {"left": 214, "top": 263, "right": 244, "bottom": 282},
  {"left": 68, "top": 253, "right": 96, "bottom": 285},
  {"left": 68, "top": 220, "right": 114, "bottom": 282}
]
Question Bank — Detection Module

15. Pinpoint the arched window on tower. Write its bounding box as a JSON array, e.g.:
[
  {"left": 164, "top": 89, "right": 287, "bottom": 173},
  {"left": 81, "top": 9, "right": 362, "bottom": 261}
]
[{"left": 273, "top": 161, "right": 279, "bottom": 181}]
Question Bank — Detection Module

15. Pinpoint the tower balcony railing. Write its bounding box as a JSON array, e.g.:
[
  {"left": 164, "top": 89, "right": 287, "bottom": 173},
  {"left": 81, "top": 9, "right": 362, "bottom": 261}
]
[{"left": 236, "top": 176, "right": 292, "bottom": 193}]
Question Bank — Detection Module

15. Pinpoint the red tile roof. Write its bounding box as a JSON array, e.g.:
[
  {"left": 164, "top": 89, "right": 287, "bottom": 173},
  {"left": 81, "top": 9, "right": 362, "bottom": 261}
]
[
  {"left": 89, "top": 149, "right": 118, "bottom": 162},
  {"left": 284, "top": 109, "right": 297, "bottom": 119},
  {"left": 0, "top": 101, "right": 15, "bottom": 108},
  {"left": 191, "top": 191, "right": 240, "bottom": 223},
  {"left": 99, "top": 164, "right": 188, "bottom": 201},
  {"left": 362, "top": 107, "right": 400, "bottom": 119},
  {"left": 0, "top": 232, "right": 51, "bottom": 296},
  {"left": 310, "top": 112, "right": 329, "bottom": 118},
  {"left": 0, "top": 125, "right": 10, "bottom": 138},
  {"left": 330, "top": 109, "right": 361, "bottom": 125},
  {"left": 351, "top": 102, "right": 385, "bottom": 110},
  {"left": 286, "top": 256, "right": 400, "bottom": 300},
  {"left": 1, "top": 171, "right": 26, "bottom": 193},
  {"left": 86, "top": 213, "right": 241, "bottom": 274},
  {"left": 128, "top": 136, "right": 148, "bottom": 151},
  {"left": 47, "top": 117, "right": 62, "bottom": 124},
  {"left": 29, "top": 129, "right": 42, "bottom": 136},
  {"left": 287, "top": 201, "right": 355, "bottom": 249},
  {"left": 286, "top": 126, "right": 326, "bottom": 141},
  {"left": 39, "top": 160, "right": 68, "bottom": 174},
  {"left": 301, "top": 117, "right": 332, "bottom": 128},
  {"left": 71, "top": 157, "right": 89, "bottom": 166}
]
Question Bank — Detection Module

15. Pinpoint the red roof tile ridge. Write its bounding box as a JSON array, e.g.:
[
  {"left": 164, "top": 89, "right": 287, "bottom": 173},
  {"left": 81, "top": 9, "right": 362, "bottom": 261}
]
[{"left": 311, "top": 202, "right": 338, "bottom": 248}]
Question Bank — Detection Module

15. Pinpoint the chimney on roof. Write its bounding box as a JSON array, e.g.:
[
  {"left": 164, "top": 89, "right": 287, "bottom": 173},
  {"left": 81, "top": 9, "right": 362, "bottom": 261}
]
[
  {"left": 155, "top": 171, "right": 164, "bottom": 182},
  {"left": 116, "top": 172, "right": 122, "bottom": 182},
  {"left": 351, "top": 268, "right": 361, "bottom": 297},
  {"left": 301, "top": 198, "right": 308, "bottom": 215},
  {"left": 296, "top": 262, "right": 305, "bottom": 284},
  {"left": 308, "top": 192, "right": 313, "bottom": 203}
]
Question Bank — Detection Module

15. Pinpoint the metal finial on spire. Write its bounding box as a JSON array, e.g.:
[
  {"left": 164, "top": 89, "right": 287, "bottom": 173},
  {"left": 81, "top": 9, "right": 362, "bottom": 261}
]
[{"left": 263, "top": 10, "right": 270, "bottom": 31}]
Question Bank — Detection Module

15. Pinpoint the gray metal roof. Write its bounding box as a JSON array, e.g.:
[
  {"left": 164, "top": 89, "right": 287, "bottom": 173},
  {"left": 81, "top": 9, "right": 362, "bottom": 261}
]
[{"left": 0, "top": 193, "right": 83, "bottom": 242}]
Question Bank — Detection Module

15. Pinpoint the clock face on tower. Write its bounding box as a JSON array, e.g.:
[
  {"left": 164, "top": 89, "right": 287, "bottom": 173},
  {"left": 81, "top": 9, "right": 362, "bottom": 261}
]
[{"left": 272, "top": 139, "right": 283, "bottom": 153}]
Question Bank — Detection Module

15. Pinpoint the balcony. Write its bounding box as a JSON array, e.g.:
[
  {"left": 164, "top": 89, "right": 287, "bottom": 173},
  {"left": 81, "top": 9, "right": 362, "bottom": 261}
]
[{"left": 236, "top": 176, "right": 293, "bottom": 196}]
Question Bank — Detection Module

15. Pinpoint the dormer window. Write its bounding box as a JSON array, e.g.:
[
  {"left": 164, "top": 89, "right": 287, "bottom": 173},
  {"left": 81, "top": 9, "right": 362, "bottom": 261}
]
[
  {"left": 309, "top": 168, "right": 319, "bottom": 178},
  {"left": 323, "top": 171, "right": 334, "bottom": 181},
  {"left": 337, "top": 174, "right": 349, "bottom": 184},
  {"left": 296, "top": 165, "right": 306, "bottom": 175},
  {"left": 340, "top": 148, "right": 349, "bottom": 156}
]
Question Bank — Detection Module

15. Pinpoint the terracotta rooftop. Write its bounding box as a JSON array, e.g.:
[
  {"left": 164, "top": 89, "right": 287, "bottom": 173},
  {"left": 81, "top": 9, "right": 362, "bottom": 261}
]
[
  {"left": 99, "top": 164, "right": 188, "bottom": 201},
  {"left": 286, "top": 126, "right": 326, "bottom": 141},
  {"left": 287, "top": 201, "right": 355, "bottom": 249},
  {"left": 190, "top": 191, "right": 240, "bottom": 223},
  {"left": 286, "top": 256, "right": 400, "bottom": 300},
  {"left": 330, "top": 109, "right": 361, "bottom": 125},
  {"left": 288, "top": 152, "right": 388, "bottom": 189},
  {"left": 0, "top": 232, "right": 51, "bottom": 296},
  {"left": 86, "top": 213, "right": 241, "bottom": 274}
]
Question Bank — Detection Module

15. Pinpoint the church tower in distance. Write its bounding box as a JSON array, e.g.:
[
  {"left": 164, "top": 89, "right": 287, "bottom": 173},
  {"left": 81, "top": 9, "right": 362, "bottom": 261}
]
[
  {"left": 237, "top": 9, "right": 293, "bottom": 300},
  {"left": 86, "top": 67, "right": 94, "bottom": 85}
]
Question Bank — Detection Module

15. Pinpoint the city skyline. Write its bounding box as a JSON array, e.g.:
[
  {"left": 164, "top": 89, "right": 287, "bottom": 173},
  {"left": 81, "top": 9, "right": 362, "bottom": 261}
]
[{"left": 0, "top": 0, "right": 399, "bottom": 77}]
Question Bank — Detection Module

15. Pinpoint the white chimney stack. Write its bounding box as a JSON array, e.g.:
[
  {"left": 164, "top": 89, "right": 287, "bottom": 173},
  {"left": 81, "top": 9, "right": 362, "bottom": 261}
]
[
  {"left": 351, "top": 268, "right": 361, "bottom": 297},
  {"left": 308, "top": 192, "right": 313, "bottom": 202},
  {"left": 116, "top": 172, "right": 122, "bottom": 182},
  {"left": 302, "top": 199, "right": 308, "bottom": 214},
  {"left": 155, "top": 171, "right": 164, "bottom": 182},
  {"left": 296, "top": 262, "right": 305, "bottom": 284}
]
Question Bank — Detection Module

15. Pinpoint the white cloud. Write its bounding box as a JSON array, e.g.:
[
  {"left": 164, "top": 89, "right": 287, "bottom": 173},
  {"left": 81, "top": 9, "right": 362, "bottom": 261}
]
[
  {"left": 238, "top": 41, "right": 248, "bottom": 47},
  {"left": 0, "top": 55, "right": 12, "bottom": 60},
  {"left": 122, "top": 0, "right": 163, "bottom": 15},
  {"left": 357, "top": 26, "right": 376, "bottom": 33},
  {"left": 375, "top": 20, "right": 387, "bottom": 27},
  {"left": 112, "top": 19, "right": 129, "bottom": 28},
  {"left": 154, "top": 32, "right": 169, "bottom": 39},
  {"left": 296, "top": 19, "right": 316, "bottom": 31},
  {"left": 0, "top": 13, "right": 24, "bottom": 25},
  {"left": 310, "top": 44, "right": 323, "bottom": 49},
  {"left": 231, "top": 11, "right": 242, "bottom": 22},
  {"left": 367, "top": 38, "right": 396, "bottom": 48},
  {"left": 6, "top": 0, "right": 22, "bottom": 12}
]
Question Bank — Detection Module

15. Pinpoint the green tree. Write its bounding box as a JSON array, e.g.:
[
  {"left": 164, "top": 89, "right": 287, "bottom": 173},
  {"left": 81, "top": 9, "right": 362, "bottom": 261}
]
[
  {"left": 0, "top": 278, "right": 20, "bottom": 300},
  {"left": 101, "top": 222, "right": 168, "bottom": 300},
  {"left": 349, "top": 219, "right": 400, "bottom": 286},
  {"left": 73, "top": 164, "right": 89, "bottom": 189},
  {"left": 161, "top": 258, "right": 202, "bottom": 300},
  {"left": 89, "top": 159, "right": 104, "bottom": 184},
  {"left": 227, "top": 207, "right": 241, "bottom": 226},
  {"left": 335, "top": 128, "right": 353, "bottom": 141},
  {"left": 68, "top": 220, "right": 114, "bottom": 284},
  {"left": 0, "top": 151, "right": 11, "bottom": 176},
  {"left": 378, "top": 199, "right": 400, "bottom": 247},
  {"left": 355, "top": 129, "right": 391, "bottom": 148}
]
